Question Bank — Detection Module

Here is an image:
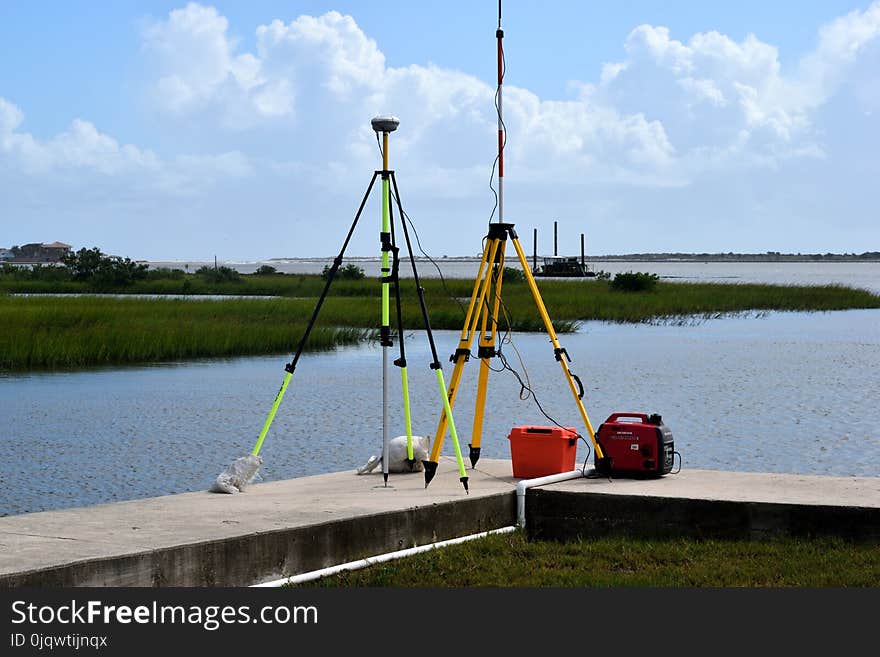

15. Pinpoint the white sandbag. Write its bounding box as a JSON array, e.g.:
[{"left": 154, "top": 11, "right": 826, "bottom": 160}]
[
  {"left": 211, "top": 454, "right": 263, "bottom": 493},
  {"left": 356, "top": 435, "right": 430, "bottom": 474}
]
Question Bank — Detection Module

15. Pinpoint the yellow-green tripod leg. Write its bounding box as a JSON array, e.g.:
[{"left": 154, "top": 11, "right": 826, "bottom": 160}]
[
  {"left": 434, "top": 369, "right": 469, "bottom": 491},
  {"left": 252, "top": 371, "right": 292, "bottom": 456},
  {"left": 401, "top": 366, "right": 414, "bottom": 462}
]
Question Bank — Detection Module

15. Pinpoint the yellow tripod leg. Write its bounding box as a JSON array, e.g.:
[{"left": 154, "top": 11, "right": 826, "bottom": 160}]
[
  {"left": 509, "top": 235, "right": 605, "bottom": 460},
  {"left": 472, "top": 358, "right": 490, "bottom": 460},
  {"left": 427, "top": 237, "right": 500, "bottom": 463},
  {"left": 470, "top": 239, "right": 506, "bottom": 467}
]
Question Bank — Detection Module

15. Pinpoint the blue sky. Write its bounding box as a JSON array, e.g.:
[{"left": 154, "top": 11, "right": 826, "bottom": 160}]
[{"left": 1, "top": 1, "right": 878, "bottom": 260}]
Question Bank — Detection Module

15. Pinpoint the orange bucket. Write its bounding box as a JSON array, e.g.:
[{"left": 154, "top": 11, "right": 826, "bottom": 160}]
[{"left": 507, "top": 426, "right": 578, "bottom": 478}]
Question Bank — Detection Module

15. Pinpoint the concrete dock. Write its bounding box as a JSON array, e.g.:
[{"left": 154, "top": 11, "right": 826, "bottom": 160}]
[{"left": 1, "top": 458, "right": 878, "bottom": 587}]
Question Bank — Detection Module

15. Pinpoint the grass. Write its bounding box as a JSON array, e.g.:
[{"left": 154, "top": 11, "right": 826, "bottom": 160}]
[
  {"left": 2, "top": 274, "right": 878, "bottom": 370},
  {"left": 293, "top": 530, "right": 880, "bottom": 587},
  {"left": 530, "top": 279, "right": 880, "bottom": 323},
  {"left": 0, "top": 296, "right": 367, "bottom": 370}
]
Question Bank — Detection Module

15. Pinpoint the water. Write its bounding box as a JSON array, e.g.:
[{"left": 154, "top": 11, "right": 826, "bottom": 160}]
[
  {"left": 1, "top": 309, "right": 878, "bottom": 517},
  {"left": 150, "top": 259, "right": 880, "bottom": 293}
]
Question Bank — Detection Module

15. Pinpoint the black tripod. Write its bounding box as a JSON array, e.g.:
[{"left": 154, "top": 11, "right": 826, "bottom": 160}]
[{"left": 251, "top": 116, "right": 470, "bottom": 492}]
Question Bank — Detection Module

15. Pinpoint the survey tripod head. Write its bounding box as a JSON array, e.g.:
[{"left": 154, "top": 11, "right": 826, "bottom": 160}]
[{"left": 371, "top": 115, "right": 400, "bottom": 134}]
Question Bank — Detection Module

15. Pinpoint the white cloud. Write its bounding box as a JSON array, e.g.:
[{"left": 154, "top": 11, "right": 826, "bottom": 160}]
[
  {"left": 1, "top": 99, "right": 159, "bottom": 175},
  {"left": 0, "top": 96, "right": 251, "bottom": 191},
  {"left": 0, "top": 97, "right": 24, "bottom": 134},
  {"left": 676, "top": 77, "right": 726, "bottom": 107},
  {"left": 610, "top": 24, "right": 802, "bottom": 149},
  {"left": 143, "top": 2, "right": 292, "bottom": 121},
  {"left": 600, "top": 2, "right": 880, "bottom": 168},
  {"left": 798, "top": 1, "right": 880, "bottom": 105},
  {"left": 600, "top": 62, "right": 627, "bottom": 85},
  {"left": 142, "top": 7, "right": 386, "bottom": 122},
  {"left": 256, "top": 12, "right": 385, "bottom": 96},
  {"left": 142, "top": 5, "right": 682, "bottom": 186},
  {"left": 137, "top": 1, "right": 880, "bottom": 190},
  {"left": 5, "top": 3, "right": 880, "bottom": 259}
]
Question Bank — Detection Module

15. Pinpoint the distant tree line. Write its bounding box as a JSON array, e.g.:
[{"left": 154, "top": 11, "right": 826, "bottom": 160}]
[
  {"left": 1, "top": 247, "right": 154, "bottom": 288},
  {"left": 1, "top": 248, "right": 371, "bottom": 289},
  {"left": 62, "top": 247, "right": 150, "bottom": 286},
  {"left": 1, "top": 247, "right": 149, "bottom": 287}
]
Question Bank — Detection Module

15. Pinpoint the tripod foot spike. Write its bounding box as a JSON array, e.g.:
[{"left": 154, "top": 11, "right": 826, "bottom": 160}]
[
  {"left": 460, "top": 476, "right": 469, "bottom": 493},
  {"left": 468, "top": 445, "right": 481, "bottom": 468},
  {"left": 422, "top": 460, "right": 438, "bottom": 488},
  {"left": 405, "top": 458, "right": 417, "bottom": 472},
  {"left": 383, "top": 472, "right": 388, "bottom": 487}
]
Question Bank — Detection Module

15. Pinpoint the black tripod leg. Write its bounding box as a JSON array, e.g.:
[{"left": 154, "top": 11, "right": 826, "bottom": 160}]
[
  {"left": 390, "top": 173, "right": 469, "bottom": 492},
  {"left": 387, "top": 201, "right": 416, "bottom": 471},
  {"left": 284, "top": 172, "right": 379, "bottom": 375},
  {"left": 389, "top": 173, "right": 441, "bottom": 365}
]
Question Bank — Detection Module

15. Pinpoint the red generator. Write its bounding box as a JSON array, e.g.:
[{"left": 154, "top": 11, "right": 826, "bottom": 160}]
[{"left": 594, "top": 413, "right": 675, "bottom": 477}]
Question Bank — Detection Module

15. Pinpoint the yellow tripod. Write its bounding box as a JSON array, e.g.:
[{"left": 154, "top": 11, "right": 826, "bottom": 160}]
[{"left": 421, "top": 222, "right": 606, "bottom": 487}]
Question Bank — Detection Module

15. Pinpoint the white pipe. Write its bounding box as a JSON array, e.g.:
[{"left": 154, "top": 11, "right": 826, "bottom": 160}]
[
  {"left": 251, "top": 526, "right": 517, "bottom": 588},
  {"left": 253, "top": 469, "right": 590, "bottom": 587},
  {"left": 516, "top": 469, "right": 587, "bottom": 529}
]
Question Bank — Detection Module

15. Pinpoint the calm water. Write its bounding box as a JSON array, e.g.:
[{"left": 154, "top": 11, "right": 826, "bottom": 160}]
[
  {"left": 1, "top": 309, "right": 878, "bottom": 516},
  {"left": 150, "top": 259, "right": 880, "bottom": 293}
]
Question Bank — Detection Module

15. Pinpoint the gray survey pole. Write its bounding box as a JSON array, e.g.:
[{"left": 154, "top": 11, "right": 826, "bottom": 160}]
[{"left": 373, "top": 114, "right": 399, "bottom": 487}]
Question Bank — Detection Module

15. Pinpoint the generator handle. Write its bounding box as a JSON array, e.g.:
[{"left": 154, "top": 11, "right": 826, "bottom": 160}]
[{"left": 606, "top": 412, "right": 651, "bottom": 423}]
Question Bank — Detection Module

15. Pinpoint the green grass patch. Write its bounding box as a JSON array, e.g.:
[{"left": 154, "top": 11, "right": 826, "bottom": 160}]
[
  {"left": 3, "top": 272, "right": 878, "bottom": 322},
  {"left": 2, "top": 273, "right": 878, "bottom": 370},
  {"left": 533, "top": 280, "right": 880, "bottom": 323},
  {"left": 0, "top": 296, "right": 367, "bottom": 370},
  {"left": 294, "top": 530, "right": 880, "bottom": 587}
]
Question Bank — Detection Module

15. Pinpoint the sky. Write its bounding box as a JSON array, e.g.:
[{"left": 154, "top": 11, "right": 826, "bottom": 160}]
[{"left": 1, "top": 1, "right": 878, "bottom": 261}]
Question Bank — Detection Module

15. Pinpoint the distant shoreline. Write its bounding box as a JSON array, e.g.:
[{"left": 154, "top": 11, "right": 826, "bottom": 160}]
[{"left": 140, "top": 254, "right": 880, "bottom": 265}]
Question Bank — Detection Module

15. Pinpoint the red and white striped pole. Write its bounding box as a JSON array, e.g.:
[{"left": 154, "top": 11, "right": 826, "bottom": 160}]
[{"left": 496, "top": 1, "right": 504, "bottom": 223}]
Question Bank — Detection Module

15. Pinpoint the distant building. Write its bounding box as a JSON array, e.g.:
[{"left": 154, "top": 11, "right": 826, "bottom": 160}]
[
  {"left": 0, "top": 248, "right": 14, "bottom": 261},
  {"left": 12, "top": 242, "right": 72, "bottom": 263}
]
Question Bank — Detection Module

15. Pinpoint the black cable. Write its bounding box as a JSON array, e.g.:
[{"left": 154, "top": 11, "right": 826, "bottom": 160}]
[
  {"left": 579, "top": 434, "right": 592, "bottom": 475},
  {"left": 473, "top": 256, "right": 599, "bottom": 467},
  {"left": 487, "top": 149, "right": 500, "bottom": 224},
  {"left": 387, "top": 192, "right": 407, "bottom": 367},
  {"left": 389, "top": 186, "right": 468, "bottom": 320},
  {"left": 477, "top": 269, "right": 570, "bottom": 432},
  {"left": 375, "top": 130, "right": 468, "bottom": 320},
  {"left": 390, "top": 172, "right": 447, "bottom": 367},
  {"left": 672, "top": 451, "right": 683, "bottom": 474},
  {"left": 495, "top": 340, "right": 592, "bottom": 474},
  {"left": 488, "top": 42, "right": 507, "bottom": 224},
  {"left": 284, "top": 172, "right": 380, "bottom": 374}
]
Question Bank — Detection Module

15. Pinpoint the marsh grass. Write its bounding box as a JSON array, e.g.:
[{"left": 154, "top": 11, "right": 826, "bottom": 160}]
[
  {"left": 296, "top": 530, "right": 880, "bottom": 587},
  {"left": 2, "top": 276, "right": 878, "bottom": 370},
  {"left": 0, "top": 296, "right": 366, "bottom": 370},
  {"left": 532, "top": 280, "right": 880, "bottom": 323}
]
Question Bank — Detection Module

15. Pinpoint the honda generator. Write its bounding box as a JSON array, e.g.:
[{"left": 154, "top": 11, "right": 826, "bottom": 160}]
[{"left": 594, "top": 412, "right": 675, "bottom": 477}]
